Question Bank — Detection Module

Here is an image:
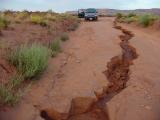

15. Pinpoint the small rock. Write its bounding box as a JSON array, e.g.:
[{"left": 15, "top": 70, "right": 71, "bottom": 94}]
[
  {"left": 94, "top": 87, "right": 107, "bottom": 99},
  {"left": 63, "top": 61, "right": 67, "bottom": 65},
  {"left": 76, "top": 60, "right": 81, "bottom": 63}
]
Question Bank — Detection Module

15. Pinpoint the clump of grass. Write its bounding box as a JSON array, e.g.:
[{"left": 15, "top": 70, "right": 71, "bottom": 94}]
[
  {"left": 139, "top": 14, "right": 156, "bottom": 27},
  {"left": 0, "top": 74, "right": 24, "bottom": 106},
  {"left": 0, "top": 16, "right": 9, "bottom": 29},
  {"left": 9, "top": 44, "right": 49, "bottom": 79},
  {"left": 0, "top": 84, "right": 20, "bottom": 106},
  {"left": 8, "top": 75, "right": 24, "bottom": 88},
  {"left": 50, "top": 39, "right": 61, "bottom": 57},
  {"left": 30, "top": 15, "right": 48, "bottom": 27},
  {"left": 60, "top": 33, "right": 69, "bottom": 41}
]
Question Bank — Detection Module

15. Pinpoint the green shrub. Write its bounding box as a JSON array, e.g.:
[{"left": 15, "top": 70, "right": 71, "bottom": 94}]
[
  {"left": 139, "top": 14, "right": 155, "bottom": 27},
  {"left": 16, "top": 11, "right": 29, "bottom": 20},
  {"left": 46, "top": 15, "right": 57, "bottom": 22},
  {"left": 30, "top": 15, "right": 48, "bottom": 27},
  {"left": 30, "top": 15, "right": 42, "bottom": 24},
  {"left": 9, "top": 44, "right": 49, "bottom": 79},
  {"left": 0, "top": 84, "right": 20, "bottom": 106},
  {"left": 60, "top": 33, "right": 69, "bottom": 41},
  {"left": 8, "top": 75, "right": 24, "bottom": 88},
  {"left": 116, "top": 13, "right": 123, "bottom": 19},
  {"left": 124, "top": 16, "right": 137, "bottom": 23},
  {"left": 127, "top": 13, "right": 136, "bottom": 17},
  {"left": 0, "top": 16, "right": 9, "bottom": 29},
  {"left": 50, "top": 39, "right": 61, "bottom": 57},
  {"left": 39, "top": 20, "right": 48, "bottom": 27}
]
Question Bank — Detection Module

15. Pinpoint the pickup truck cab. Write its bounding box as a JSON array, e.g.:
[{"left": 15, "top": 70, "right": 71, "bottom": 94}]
[
  {"left": 85, "top": 8, "right": 98, "bottom": 21},
  {"left": 78, "top": 9, "right": 85, "bottom": 18}
]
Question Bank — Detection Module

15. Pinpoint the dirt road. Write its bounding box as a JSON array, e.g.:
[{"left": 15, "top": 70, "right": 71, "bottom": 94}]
[{"left": 1, "top": 17, "right": 160, "bottom": 120}]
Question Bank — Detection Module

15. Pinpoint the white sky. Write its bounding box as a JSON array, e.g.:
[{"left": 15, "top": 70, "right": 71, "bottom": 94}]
[{"left": 0, "top": 0, "right": 160, "bottom": 12}]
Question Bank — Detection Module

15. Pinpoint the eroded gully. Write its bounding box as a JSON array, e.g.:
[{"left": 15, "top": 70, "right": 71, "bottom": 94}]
[{"left": 40, "top": 19, "right": 138, "bottom": 120}]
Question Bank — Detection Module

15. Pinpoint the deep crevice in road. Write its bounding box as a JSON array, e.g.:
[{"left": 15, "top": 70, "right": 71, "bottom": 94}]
[{"left": 40, "top": 20, "right": 138, "bottom": 120}]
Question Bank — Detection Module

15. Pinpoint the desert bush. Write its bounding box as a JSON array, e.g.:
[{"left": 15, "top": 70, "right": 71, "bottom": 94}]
[
  {"left": 116, "top": 13, "right": 123, "bottom": 19},
  {"left": 57, "top": 13, "right": 80, "bottom": 23},
  {"left": 46, "top": 14, "right": 57, "bottom": 22},
  {"left": 124, "top": 16, "right": 138, "bottom": 23},
  {"left": 9, "top": 44, "right": 49, "bottom": 79},
  {"left": 30, "top": 15, "right": 48, "bottom": 27},
  {"left": 16, "top": 11, "right": 29, "bottom": 20},
  {"left": 0, "top": 16, "right": 9, "bottom": 29},
  {"left": 8, "top": 75, "right": 24, "bottom": 88},
  {"left": 50, "top": 39, "right": 61, "bottom": 57},
  {"left": 127, "top": 13, "right": 136, "bottom": 17},
  {"left": 45, "top": 11, "right": 59, "bottom": 22},
  {"left": 0, "top": 74, "right": 24, "bottom": 106},
  {"left": 31, "top": 15, "right": 42, "bottom": 24},
  {"left": 0, "top": 84, "right": 20, "bottom": 106},
  {"left": 138, "top": 14, "right": 156, "bottom": 27},
  {"left": 60, "top": 33, "right": 69, "bottom": 41}
]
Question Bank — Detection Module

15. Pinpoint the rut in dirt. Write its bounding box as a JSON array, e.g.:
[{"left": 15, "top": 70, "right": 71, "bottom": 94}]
[{"left": 40, "top": 20, "right": 138, "bottom": 120}]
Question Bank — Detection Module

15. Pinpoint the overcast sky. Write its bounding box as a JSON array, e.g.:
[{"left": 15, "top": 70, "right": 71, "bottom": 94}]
[{"left": 0, "top": 0, "right": 160, "bottom": 12}]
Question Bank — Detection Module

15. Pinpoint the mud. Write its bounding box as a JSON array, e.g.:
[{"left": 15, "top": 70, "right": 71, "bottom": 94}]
[{"left": 40, "top": 20, "right": 138, "bottom": 120}]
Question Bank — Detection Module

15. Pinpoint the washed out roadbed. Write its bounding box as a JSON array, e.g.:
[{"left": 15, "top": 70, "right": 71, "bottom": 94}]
[
  {"left": 1, "top": 17, "right": 160, "bottom": 120},
  {"left": 40, "top": 19, "right": 138, "bottom": 120}
]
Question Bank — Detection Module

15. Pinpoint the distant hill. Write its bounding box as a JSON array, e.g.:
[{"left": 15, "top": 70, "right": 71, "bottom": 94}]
[{"left": 66, "top": 8, "right": 160, "bottom": 16}]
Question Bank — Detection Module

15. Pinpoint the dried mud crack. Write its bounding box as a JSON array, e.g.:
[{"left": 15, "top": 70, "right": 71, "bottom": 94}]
[{"left": 40, "top": 20, "right": 138, "bottom": 120}]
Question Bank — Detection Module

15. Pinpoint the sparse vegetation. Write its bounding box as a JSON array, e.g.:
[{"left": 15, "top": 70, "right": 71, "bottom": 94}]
[
  {"left": 116, "top": 13, "right": 159, "bottom": 27},
  {"left": 0, "top": 84, "right": 20, "bottom": 106},
  {"left": 0, "top": 16, "right": 9, "bottom": 29},
  {"left": 0, "top": 74, "right": 24, "bottom": 106},
  {"left": 116, "top": 13, "right": 123, "bottom": 19},
  {"left": 8, "top": 75, "right": 24, "bottom": 88},
  {"left": 9, "top": 44, "right": 49, "bottom": 79},
  {"left": 127, "top": 13, "right": 136, "bottom": 17},
  {"left": 60, "top": 32, "right": 69, "bottom": 41},
  {"left": 16, "top": 11, "right": 29, "bottom": 20},
  {"left": 30, "top": 15, "right": 48, "bottom": 27},
  {"left": 50, "top": 39, "right": 61, "bottom": 57},
  {"left": 0, "top": 10, "right": 80, "bottom": 106},
  {"left": 138, "top": 14, "right": 156, "bottom": 27}
]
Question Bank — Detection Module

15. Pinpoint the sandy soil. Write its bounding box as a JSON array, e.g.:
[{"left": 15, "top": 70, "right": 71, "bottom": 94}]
[
  {"left": 0, "top": 20, "right": 74, "bottom": 83},
  {"left": 108, "top": 22, "right": 160, "bottom": 120},
  {"left": 1, "top": 17, "right": 160, "bottom": 120}
]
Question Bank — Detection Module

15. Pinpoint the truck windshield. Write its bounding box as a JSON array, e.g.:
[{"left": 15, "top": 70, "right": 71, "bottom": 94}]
[{"left": 86, "top": 9, "right": 97, "bottom": 13}]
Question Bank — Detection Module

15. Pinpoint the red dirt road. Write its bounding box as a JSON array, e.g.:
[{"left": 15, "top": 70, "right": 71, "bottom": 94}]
[
  {"left": 1, "top": 17, "right": 160, "bottom": 120},
  {"left": 108, "top": 23, "right": 160, "bottom": 120}
]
